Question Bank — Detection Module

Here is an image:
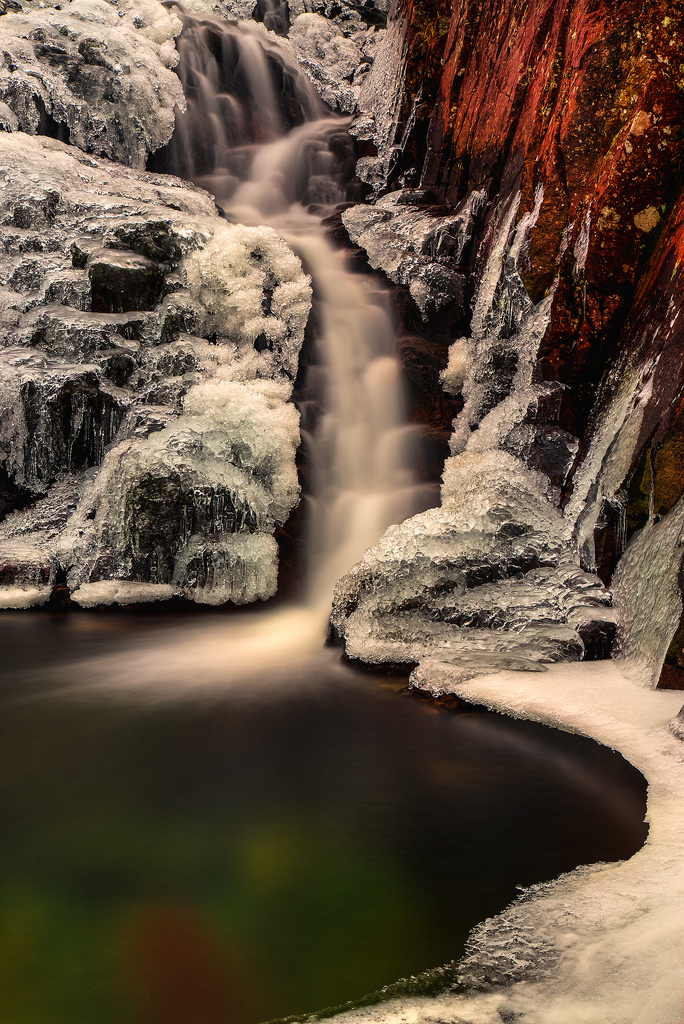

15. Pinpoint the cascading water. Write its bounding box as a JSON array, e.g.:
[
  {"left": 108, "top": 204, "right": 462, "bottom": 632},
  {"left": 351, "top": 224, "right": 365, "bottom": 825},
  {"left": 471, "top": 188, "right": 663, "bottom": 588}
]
[
  {"left": 67, "top": 8, "right": 427, "bottom": 693},
  {"left": 0, "top": 9, "right": 661, "bottom": 1022},
  {"left": 161, "top": 8, "right": 423, "bottom": 617}
]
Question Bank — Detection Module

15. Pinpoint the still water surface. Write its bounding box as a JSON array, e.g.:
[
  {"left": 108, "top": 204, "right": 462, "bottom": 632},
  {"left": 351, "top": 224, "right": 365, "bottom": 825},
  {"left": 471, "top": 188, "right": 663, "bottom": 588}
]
[{"left": 0, "top": 613, "right": 647, "bottom": 1024}]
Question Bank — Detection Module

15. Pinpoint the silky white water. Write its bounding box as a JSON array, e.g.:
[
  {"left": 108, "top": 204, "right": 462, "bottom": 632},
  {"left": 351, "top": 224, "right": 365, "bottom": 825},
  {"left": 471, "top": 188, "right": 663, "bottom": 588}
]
[
  {"left": 2, "top": 10, "right": 670, "bottom": 1023},
  {"left": 182, "top": 12, "right": 421, "bottom": 611},
  {"left": 63, "top": 10, "right": 425, "bottom": 693}
]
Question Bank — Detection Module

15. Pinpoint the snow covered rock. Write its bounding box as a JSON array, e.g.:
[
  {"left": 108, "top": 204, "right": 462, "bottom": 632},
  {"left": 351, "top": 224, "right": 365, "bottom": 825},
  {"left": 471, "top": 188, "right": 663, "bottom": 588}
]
[
  {"left": 0, "top": 0, "right": 185, "bottom": 167},
  {"left": 331, "top": 448, "right": 614, "bottom": 669},
  {"left": 333, "top": 187, "right": 613, "bottom": 671},
  {"left": 288, "top": 13, "right": 383, "bottom": 113},
  {"left": 0, "top": 133, "right": 311, "bottom": 606},
  {"left": 65, "top": 377, "right": 301, "bottom": 605},
  {"left": 342, "top": 189, "right": 483, "bottom": 326}
]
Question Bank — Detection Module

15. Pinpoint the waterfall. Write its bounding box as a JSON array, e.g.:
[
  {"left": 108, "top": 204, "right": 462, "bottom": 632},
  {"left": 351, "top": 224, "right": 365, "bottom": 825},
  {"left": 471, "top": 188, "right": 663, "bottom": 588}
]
[
  {"left": 61, "top": 8, "right": 425, "bottom": 693},
  {"left": 162, "top": 8, "right": 423, "bottom": 615}
]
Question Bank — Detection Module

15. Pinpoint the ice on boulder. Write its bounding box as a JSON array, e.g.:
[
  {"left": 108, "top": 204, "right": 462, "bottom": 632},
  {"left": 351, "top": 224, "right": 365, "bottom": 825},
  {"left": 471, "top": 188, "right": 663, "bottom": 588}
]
[
  {"left": 331, "top": 448, "right": 613, "bottom": 667},
  {"left": 288, "top": 13, "right": 369, "bottom": 112},
  {"left": 0, "top": 539, "right": 57, "bottom": 608},
  {"left": 172, "top": 532, "right": 280, "bottom": 605},
  {"left": 71, "top": 581, "right": 178, "bottom": 607},
  {"left": 0, "top": 135, "right": 310, "bottom": 607},
  {"left": 65, "top": 377, "right": 301, "bottom": 604},
  {"left": 341, "top": 190, "right": 484, "bottom": 328},
  {"left": 0, "top": 0, "right": 185, "bottom": 167},
  {"left": 183, "top": 221, "right": 312, "bottom": 384}
]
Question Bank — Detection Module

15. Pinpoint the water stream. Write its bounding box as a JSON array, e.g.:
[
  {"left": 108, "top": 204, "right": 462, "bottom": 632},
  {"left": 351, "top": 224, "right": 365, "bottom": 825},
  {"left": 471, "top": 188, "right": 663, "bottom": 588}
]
[{"left": 161, "top": 9, "right": 425, "bottom": 613}]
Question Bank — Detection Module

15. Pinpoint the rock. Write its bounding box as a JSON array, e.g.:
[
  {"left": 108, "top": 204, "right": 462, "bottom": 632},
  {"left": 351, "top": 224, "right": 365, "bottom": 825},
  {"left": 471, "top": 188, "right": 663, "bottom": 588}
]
[
  {"left": 0, "top": 133, "right": 311, "bottom": 606},
  {"left": 0, "top": 0, "right": 185, "bottom": 167},
  {"left": 0, "top": 347, "right": 126, "bottom": 493},
  {"left": 331, "top": 449, "right": 613, "bottom": 668},
  {"left": 342, "top": 189, "right": 481, "bottom": 330},
  {"left": 88, "top": 249, "right": 165, "bottom": 314}
]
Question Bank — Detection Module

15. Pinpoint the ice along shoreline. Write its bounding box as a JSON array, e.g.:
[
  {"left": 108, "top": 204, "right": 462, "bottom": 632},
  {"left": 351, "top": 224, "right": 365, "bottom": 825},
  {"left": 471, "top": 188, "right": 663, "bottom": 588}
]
[{"left": 316, "top": 661, "right": 684, "bottom": 1024}]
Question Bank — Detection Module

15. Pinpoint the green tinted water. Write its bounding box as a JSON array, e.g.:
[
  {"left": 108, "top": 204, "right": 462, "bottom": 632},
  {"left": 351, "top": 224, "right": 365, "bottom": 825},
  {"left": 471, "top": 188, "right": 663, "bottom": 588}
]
[{"left": 0, "top": 613, "right": 647, "bottom": 1024}]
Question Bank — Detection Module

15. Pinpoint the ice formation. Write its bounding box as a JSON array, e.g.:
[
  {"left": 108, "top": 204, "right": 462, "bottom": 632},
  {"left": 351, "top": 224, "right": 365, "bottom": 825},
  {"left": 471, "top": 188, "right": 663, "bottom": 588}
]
[
  {"left": 0, "top": 132, "right": 311, "bottom": 606},
  {"left": 1, "top": 0, "right": 683, "bottom": 1019},
  {"left": 183, "top": 223, "right": 311, "bottom": 382},
  {"left": 288, "top": 12, "right": 384, "bottom": 113},
  {"left": 332, "top": 187, "right": 602, "bottom": 671},
  {"left": 326, "top": 660, "right": 684, "bottom": 1024},
  {"left": 66, "top": 375, "right": 301, "bottom": 605},
  {"left": 341, "top": 190, "right": 483, "bottom": 324},
  {"left": 331, "top": 448, "right": 614, "bottom": 668},
  {"left": 0, "top": 0, "right": 185, "bottom": 166}
]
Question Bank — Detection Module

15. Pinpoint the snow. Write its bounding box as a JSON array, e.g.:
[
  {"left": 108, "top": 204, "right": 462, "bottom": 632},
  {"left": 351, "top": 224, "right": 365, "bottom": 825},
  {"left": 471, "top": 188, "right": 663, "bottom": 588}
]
[
  {"left": 183, "top": 220, "right": 312, "bottom": 383},
  {"left": 0, "top": 0, "right": 185, "bottom": 167},
  {"left": 328, "top": 661, "right": 684, "bottom": 1024},
  {"left": 64, "top": 375, "right": 300, "bottom": 604},
  {"left": 0, "top": 134, "right": 311, "bottom": 607},
  {"left": 288, "top": 13, "right": 364, "bottom": 112}
]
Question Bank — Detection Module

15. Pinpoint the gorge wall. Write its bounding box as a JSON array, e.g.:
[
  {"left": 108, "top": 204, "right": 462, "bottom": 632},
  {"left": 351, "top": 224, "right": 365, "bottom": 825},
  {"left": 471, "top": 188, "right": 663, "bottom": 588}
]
[{"left": 333, "top": 0, "right": 684, "bottom": 693}]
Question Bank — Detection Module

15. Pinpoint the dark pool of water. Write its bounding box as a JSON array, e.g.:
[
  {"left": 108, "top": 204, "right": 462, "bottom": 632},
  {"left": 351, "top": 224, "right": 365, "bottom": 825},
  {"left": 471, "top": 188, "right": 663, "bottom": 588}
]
[{"left": 0, "top": 613, "right": 647, "bottom": 1024}]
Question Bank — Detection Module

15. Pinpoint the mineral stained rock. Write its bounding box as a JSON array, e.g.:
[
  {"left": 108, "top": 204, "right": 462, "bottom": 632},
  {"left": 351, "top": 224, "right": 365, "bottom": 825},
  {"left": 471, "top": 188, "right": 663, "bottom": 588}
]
[{"left": 335, "top": 0, "right": 684, "bottom": 686}]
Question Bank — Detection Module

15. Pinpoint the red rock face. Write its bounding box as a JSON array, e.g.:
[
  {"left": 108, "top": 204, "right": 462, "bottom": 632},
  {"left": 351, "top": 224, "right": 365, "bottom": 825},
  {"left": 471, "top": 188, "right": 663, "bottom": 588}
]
[
  {"left": 392, "top": 0, "right": 683, "bottom": 432},
  {"left": 385, "top": 0, "right": 684, "bottom": 683}
]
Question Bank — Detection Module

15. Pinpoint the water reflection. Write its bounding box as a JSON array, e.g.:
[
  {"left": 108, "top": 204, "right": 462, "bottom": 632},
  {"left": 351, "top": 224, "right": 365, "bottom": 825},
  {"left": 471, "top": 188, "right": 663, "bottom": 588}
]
[{"left": 0, "top": 614, "right": 648, "bottom": 1023}]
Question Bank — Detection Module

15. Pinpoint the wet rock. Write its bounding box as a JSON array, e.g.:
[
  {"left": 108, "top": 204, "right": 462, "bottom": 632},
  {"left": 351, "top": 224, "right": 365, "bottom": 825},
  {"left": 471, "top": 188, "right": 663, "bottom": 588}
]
[
  {"left": 342, "top": 189, "right": 481, "bottom": 329},
  {"left": 331, "top": 449, "right": 612, "bottom": 667},
  {"left": 88, "top": 249, "right": 166, "bottom": 314},
  {"left": 288, "top": 12, "right": 383, "bottom": 112},
  {"left": 0, "top": 348, "right": 126, "bottom": 495}
]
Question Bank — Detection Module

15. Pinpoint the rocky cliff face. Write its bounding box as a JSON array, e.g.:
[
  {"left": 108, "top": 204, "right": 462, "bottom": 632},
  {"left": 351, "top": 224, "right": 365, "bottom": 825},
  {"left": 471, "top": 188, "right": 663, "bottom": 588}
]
[{"left": 332, "top": 0, "right": 684, "bottom": 690}]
